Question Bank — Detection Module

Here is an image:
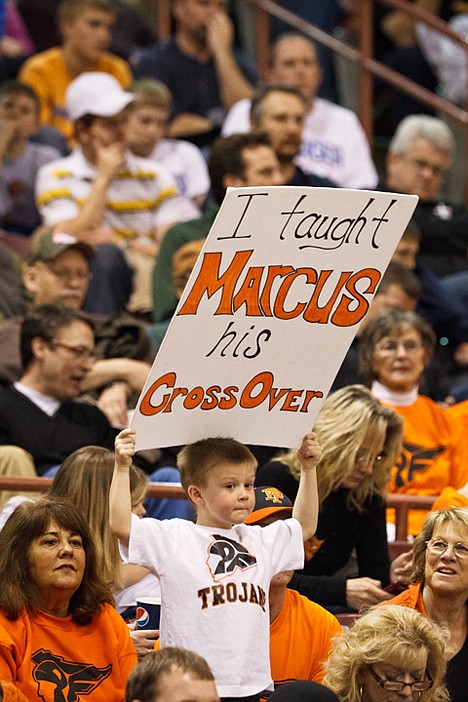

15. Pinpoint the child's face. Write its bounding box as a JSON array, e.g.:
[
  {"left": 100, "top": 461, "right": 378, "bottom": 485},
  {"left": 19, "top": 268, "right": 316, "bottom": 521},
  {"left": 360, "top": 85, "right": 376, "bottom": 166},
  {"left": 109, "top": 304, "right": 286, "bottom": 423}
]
[
  {"left": 126, "top": 105, "right": 168, "bottom": 158},
  {"left": 0, "top": 92, "right": 39, "bottom": 139},
  {"left": 79, "top": 110, "right": 129, "bottom": 155},
  {"left": 193, "top": 462, "right": 256, "bottom": 529},
  {"left": 131, "top": 497, "right": 146, "bottom": 518},
  {"left": 60, "top": 7, "right": 114, "bottom": 63}
]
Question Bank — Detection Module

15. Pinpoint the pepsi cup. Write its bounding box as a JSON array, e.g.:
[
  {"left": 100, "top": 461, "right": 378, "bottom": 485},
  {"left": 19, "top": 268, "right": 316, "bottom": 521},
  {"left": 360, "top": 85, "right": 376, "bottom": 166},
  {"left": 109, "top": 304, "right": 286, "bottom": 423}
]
[{"left": 135, "top": 596, "right": 161, "bottom": 630}]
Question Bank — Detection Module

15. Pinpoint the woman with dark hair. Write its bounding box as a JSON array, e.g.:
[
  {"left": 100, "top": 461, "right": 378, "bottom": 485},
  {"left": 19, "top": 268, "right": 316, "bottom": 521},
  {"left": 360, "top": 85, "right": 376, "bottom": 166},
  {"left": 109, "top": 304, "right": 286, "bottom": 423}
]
[
  {"left": 0, "top": 497, "right": 137, "bottom": 700},
  {"left": 49, "top": 445, "right": 160, "bottom": 657},
  {"left": 359, "top": 308, "right": 468, "bottom": 535}
]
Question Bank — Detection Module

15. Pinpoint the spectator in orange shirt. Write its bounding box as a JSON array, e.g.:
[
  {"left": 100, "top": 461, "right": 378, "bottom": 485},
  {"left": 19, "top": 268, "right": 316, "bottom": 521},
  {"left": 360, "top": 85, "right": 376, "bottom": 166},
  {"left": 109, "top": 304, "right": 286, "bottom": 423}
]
[
  {"left": 245, "top": 486, "right": 342, "bottom": 686},
  {"left": 19, "top": 0, "right": 131, "bottom": 145},
  {"left": 0, "top": 497, "right": 137, "bottom": 701}
]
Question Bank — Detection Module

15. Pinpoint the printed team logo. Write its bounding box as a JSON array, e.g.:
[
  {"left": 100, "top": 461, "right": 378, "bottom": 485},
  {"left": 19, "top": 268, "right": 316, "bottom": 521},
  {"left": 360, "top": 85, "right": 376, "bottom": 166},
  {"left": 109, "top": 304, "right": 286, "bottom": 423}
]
[
  {"left": 259, "top": 487, "right": 285, "bottom": 504},
  {"left": 394, "top": 442, "right": 447, "bottom": 488},
  {"left": 31, "top": 648, "right": 112, "bottom": 701},
  {"left": 206, "top": 534, "right": 257, "bottom": 582}
]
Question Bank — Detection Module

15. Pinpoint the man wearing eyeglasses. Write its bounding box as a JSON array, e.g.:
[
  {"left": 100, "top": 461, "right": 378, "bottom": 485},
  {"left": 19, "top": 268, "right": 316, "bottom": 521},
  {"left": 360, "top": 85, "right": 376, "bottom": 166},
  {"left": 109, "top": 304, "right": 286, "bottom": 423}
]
[
  {"left": 382, "top": 114, "right": 467, "bottom": 296},
  {"left": 0, "top": 303, "right": 118, "bottom": 482},
  {"left": 0, "top": 230, "right": 152, "bottom": 429},
  {"left": 381, "top": 114, "right": 468, "bottom": 373}
]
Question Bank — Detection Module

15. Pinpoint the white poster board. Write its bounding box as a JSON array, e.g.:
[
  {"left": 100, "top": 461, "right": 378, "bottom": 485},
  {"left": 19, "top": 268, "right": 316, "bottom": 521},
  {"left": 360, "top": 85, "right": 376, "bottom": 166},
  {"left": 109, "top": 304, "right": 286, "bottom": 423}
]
[{"left": 132, "top": 187, "right": 418, "bottom": 450}]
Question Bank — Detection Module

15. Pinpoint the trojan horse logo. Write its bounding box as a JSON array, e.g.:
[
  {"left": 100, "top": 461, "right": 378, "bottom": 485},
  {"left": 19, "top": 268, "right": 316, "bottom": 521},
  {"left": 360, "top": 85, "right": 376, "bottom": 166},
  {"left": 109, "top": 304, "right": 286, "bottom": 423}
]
[
  {"left": 206, "top": 534, "right": 257, "bottom": 581},
  {"left": 31, "top": 649, "right": 112, "bottom": 701},
  {"left": 394, "top": 442, "right": 447, "bottom": 488}
]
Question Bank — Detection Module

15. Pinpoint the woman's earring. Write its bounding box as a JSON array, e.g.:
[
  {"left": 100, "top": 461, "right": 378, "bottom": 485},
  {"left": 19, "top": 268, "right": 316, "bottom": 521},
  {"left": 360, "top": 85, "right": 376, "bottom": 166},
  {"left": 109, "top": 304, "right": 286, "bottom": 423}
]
[{"left": 359, "top": 683, "right": 364, "bottom": 698}]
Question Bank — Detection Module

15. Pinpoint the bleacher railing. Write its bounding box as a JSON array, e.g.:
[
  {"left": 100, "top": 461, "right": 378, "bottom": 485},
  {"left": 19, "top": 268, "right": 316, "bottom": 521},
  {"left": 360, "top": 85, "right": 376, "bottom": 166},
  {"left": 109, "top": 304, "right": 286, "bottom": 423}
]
[
  {"left": 0, "top": 476, "right": 435, "bottom": 540},
  {"left": 155, "top": 0, "right": 468, "bottom": 204}
]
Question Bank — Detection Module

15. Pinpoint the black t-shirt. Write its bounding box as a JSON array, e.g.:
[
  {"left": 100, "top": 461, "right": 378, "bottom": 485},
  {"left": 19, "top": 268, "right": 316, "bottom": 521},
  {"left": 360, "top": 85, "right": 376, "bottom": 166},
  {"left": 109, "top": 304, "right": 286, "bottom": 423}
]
[{"left": 446, "top": 632, "right": 468, "bottom": 702}]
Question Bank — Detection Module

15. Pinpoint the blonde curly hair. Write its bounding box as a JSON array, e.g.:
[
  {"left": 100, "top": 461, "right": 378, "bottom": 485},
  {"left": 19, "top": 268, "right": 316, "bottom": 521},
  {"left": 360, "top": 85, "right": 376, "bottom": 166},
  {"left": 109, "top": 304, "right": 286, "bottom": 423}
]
[{"left": 323, "top": 604, "right": 448, "bottom": 702}]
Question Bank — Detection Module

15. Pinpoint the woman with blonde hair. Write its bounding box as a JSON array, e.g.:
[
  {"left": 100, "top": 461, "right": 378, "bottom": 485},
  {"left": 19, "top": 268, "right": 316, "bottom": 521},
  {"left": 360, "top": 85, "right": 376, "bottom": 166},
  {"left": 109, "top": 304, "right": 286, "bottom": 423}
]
[
  {"left": 49, "top": 445, "right": 148, "bottom": 593},
  {"left": 385, "top": 507, "right": 468, "bottom": 702},
  {"left": 323, "top": 604, "right": 448, "bottom": 702},
  {"left": 256, "top": 385, "right": 407, "bottom": 612}
]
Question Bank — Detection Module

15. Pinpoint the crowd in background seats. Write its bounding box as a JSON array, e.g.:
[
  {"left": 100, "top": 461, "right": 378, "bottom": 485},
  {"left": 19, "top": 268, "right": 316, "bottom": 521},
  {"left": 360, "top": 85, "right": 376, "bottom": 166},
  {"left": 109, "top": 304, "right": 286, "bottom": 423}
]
[{"left": 0, "top": 1, "right": 467, "bottom": 701}]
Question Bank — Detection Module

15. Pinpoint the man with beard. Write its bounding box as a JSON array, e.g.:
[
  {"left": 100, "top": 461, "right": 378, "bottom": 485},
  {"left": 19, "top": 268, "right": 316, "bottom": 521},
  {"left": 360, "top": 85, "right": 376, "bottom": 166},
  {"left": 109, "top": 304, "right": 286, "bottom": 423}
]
[
  {"left": 133, "top": 0, "right": 257, "bottom": 147},
  {"left": 250, "top": 85, "right": 337, "bottom": 188},
  {"left": 222, "top": 33, "right": 377, "bottom": 189}
]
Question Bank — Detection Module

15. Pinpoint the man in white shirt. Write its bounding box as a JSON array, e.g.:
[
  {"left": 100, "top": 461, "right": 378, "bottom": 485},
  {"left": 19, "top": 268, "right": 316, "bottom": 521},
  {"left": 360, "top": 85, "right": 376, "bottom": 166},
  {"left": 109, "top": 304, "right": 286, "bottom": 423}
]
[{"left": 222, "top": 33, "right": 378, "bottom": 190}]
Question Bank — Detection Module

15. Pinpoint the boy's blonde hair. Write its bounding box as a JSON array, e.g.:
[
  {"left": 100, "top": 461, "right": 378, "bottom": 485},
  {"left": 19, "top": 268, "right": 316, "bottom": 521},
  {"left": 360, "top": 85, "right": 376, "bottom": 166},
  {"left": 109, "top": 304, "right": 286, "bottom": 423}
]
[
  {"left": 177, "top": 438, "right": 257, "bottom": 494},
  {"left": 58, "top": 0, "right": 115, "bottom": 23},
  {"left": 128, "top": 78, "right": 172, "bottom": 112}
]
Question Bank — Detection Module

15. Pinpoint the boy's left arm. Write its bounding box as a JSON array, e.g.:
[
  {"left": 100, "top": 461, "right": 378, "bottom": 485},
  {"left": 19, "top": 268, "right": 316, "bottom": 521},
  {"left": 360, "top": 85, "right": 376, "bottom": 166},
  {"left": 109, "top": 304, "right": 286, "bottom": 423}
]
[{"left": 292, "top": 432, "right": 321, "bottom": 541}]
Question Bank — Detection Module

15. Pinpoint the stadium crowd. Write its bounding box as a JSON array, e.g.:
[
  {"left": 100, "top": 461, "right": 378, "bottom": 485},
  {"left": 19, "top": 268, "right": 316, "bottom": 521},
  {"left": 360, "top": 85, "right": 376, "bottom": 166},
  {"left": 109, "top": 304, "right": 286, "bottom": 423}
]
[{"left": 0, "top": 1, "right": 467, "bottom": 701}]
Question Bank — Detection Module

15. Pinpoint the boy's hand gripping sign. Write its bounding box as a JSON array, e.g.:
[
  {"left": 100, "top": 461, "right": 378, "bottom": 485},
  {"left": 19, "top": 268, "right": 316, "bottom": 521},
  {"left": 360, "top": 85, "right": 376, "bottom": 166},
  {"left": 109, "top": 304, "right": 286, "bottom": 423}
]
[{"left": 132, "top": 187, "right": 418, "bottom": 450}]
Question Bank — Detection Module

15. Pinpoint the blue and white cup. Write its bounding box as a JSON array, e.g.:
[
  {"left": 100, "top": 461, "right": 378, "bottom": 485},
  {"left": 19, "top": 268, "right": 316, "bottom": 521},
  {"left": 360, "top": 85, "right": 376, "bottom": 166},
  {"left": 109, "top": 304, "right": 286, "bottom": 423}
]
[{"left": 135, "top": 596, "right": 161, "bottom": 630}]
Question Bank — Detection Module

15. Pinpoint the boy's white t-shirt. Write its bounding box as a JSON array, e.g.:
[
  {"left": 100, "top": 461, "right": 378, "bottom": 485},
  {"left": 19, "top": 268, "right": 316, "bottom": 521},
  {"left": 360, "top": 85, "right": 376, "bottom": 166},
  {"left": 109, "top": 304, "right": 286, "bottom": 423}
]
[{"left": 123, "top": 515, "right": 304, "bottom": 697}]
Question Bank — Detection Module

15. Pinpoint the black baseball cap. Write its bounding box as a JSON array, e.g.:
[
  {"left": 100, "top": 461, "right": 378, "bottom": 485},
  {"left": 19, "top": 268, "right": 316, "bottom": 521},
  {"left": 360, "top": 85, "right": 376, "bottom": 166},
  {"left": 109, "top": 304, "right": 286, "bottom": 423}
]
[{"left": 245, "top": 486, "right": 293, "bottom": 525}]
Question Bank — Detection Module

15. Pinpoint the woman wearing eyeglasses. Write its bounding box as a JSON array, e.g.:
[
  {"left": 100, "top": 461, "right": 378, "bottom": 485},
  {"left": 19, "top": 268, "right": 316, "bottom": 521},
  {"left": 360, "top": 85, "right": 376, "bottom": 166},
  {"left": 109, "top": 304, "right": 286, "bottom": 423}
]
[
  {"left": 256, "top": 385, "right": 408, "bottom": 613},
  {"left": 359, "top": 309, "right": 468, "bottom": 536},
  {"left": 384, "top": 507, "right": 468, "bottom": 702},
  {"left": 323, "top": 603, "right": 448, "bottom": 702}
]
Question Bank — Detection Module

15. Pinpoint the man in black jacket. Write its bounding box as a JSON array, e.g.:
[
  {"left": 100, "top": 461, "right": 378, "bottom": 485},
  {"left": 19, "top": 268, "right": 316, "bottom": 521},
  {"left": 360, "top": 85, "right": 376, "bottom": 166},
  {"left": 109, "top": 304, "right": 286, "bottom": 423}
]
[
  {"left": 0, "top": 304, "right": 118, "bottom": 484},
  {"left": 380, "top": 114, "right": 468, "bottom": 360}
]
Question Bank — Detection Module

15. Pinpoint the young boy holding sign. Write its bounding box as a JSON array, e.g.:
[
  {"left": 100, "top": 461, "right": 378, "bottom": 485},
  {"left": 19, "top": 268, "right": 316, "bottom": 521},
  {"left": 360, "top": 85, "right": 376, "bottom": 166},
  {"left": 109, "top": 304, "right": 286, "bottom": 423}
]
[{"left": 110, "top": 428, "right": 320, "bottom": 702}]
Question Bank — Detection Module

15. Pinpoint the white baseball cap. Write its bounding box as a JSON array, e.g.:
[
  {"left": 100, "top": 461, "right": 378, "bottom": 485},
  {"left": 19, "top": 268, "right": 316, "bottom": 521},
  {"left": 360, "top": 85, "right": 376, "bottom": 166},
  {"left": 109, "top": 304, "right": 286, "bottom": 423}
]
[{"left": 66, "top": 71, "right": 134, "bottom": 121}]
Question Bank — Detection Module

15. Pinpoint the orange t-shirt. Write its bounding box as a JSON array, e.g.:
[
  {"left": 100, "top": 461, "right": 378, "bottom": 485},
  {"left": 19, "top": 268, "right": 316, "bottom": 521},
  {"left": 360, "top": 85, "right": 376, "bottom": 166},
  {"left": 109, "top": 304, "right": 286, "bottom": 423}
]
[
  {"left": 432, "top": 486, "right": 468, "bottom": 511},
  {"left": 270, "top": 588, "right": 342, "bottom": 684},
  {"left": 447, "top": 400, "right": 468, "bottom": 434},
  {"left": 381, "top": 581, "right": 425, "bottom": 613},
  {"left": 19, "top": 48, "right": 132, "bottom": 143},
  {"left": 0, "top": 604, "right": 137, "bottom": 701},
  {"left": 0, "top": 680, "right": 29, "bottom": 702},
  {"left": 382, "top": 395, "right": 468, "bottom": 535}
]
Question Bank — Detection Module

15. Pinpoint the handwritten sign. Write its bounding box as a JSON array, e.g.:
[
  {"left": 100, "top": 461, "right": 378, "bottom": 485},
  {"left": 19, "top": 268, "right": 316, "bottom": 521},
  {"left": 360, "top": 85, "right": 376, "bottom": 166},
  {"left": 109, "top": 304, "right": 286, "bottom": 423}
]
[{"left": 132, "top": 187, "right": 418, "bottom": 450}]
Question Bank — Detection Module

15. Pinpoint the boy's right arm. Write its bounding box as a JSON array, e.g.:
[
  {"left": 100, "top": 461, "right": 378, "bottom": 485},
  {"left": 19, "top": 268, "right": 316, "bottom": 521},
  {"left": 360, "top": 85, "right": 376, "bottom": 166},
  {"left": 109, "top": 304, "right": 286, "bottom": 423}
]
[{"left": 109, "top": 428, "right": 135, "bottom": 547}]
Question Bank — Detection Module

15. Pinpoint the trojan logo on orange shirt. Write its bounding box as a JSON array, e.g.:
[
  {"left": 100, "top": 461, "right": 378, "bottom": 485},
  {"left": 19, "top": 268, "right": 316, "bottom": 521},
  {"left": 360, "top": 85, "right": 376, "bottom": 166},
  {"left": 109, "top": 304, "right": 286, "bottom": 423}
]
[
  {"left": 394, "top": 442, "right": 447, "bottom": 488},
  {"left": 31, "top": 648, "right": 112, "bottom": 701}
]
